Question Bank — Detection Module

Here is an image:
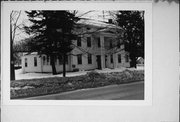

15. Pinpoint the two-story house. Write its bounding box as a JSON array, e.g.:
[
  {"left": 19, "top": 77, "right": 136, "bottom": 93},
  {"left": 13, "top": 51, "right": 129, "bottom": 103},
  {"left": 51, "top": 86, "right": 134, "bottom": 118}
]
[{"left": 21, "top": 19, "right": 130, "bottom": 73}]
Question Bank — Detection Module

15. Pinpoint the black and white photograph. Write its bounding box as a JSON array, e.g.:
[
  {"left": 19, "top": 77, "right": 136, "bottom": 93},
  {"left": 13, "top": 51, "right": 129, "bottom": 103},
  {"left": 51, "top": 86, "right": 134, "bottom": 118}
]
[
  {"left": 1, "top": 1, "right": 179, "bottom": 122},
  {"left": 9, "top": 10, "right": 145, "bottom": 100}
]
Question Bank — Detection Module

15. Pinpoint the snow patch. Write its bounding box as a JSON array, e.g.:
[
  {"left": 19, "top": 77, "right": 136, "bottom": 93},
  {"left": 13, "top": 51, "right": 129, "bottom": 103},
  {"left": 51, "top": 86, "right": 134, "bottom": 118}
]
[{"left": 15, "top": 68, "right": 143, "bottom": 80}]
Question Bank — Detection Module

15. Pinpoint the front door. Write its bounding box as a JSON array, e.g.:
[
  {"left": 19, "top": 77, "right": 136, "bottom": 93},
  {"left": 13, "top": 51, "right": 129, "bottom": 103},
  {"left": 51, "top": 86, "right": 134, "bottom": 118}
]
[{"left": 96, "top": 55, "right": 101, "bottom": 69}]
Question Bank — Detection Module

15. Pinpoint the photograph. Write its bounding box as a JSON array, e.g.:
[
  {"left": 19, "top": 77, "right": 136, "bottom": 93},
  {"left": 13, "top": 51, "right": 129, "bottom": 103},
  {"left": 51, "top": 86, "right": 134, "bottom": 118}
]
[
  {"left": 10, "top": 10, "right": 145, "bottom": 100},
  {"left": 1, "top": 1, "right": 179, "bottom": 122}
]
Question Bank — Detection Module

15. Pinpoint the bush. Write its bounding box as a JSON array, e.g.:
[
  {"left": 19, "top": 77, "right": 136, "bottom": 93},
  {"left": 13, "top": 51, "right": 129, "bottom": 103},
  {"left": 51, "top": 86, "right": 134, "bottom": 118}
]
[
  {"left": 86, "top": 71, "right": 105, "bottom": 79},
  {"left": 87, "top": 71, "right": 100, "bottom": 78},
  {"left": 72, "top": 68, "right": 79, "bottom": 72}
]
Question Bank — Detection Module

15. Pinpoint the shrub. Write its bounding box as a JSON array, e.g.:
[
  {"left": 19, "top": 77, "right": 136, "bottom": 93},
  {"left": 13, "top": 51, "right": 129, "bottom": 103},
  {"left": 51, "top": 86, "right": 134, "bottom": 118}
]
[
  {"left": 87, "top": 71, "right": 100, "bottom": 78},
  {"left": 72, "top": 68, "right": 79, "bottom": 72},
  {"left": 86, "top": 71, "right": 105, "bottom": 79}
]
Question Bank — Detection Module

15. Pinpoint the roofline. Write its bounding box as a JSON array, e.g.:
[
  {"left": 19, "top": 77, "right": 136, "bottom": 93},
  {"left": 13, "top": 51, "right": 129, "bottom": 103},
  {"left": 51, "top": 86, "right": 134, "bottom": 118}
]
[{"left": 77, "top": 19, "right": 123, "bottom": 30}]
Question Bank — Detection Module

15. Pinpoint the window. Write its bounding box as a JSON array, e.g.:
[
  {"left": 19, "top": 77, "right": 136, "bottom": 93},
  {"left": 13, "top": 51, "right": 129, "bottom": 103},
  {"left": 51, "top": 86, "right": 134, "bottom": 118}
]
[
  {"left": 43, "top": 56, "right": 46, "bottom": 65},
  {"left": 77, "top": 37, "right": 81, "bottom": 47},
  {"left": 118, "top": 54, "right": 121, "bottom": 63},
  {"left": 25, "top": 58, "right": 28, "bottom": 67},
  {"left": 110, "top": 40, "right": 113, "bottom": 48},
  {"left": 110, "top": 55, "right": 113, "bottom": 63},
  {"left": 47, "top": 56, "right": 50, "bottom": 65},
  {"left": 77, "top": 54, "right": 82, "bottom": 64},
  {"left": 88, "top": 54, "right": 92, "bottom": 64},
  {"left": 87, "top": 37, "right": 91, "bottom": 47},
  {"left": 97, "top": 37, "right": 101, "bottom": 47},
  {"left": 118, "top": 41, "right": 121, "bottom": 48},
  {"left": 34, "top": 57, "right": 37, "bottom": 67},
  {"left": 125, "top": 54, "right": 129, "bottom": 62}
]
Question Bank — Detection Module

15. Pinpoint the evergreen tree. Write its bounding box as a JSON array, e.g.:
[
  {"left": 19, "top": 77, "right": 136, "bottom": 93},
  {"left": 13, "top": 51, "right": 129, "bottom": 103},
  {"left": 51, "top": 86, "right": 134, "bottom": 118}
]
[
  {"left": 24, "top": 10, "right": 79, "bottom": 76},
  {"left": 116, "top": 11, "right": 144, "bottom": 68}
]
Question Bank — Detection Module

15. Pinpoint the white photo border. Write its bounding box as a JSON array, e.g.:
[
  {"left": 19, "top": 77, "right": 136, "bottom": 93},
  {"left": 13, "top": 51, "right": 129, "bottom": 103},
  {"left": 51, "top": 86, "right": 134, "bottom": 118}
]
[{"left": 1, "top": 2, "right": 152, "bottom": 106}]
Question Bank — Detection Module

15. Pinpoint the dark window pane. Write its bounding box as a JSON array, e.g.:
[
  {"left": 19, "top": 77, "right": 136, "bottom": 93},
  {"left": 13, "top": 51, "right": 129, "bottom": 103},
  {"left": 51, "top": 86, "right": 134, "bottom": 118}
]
[
  {"left": 110, "top": 55, "right": 113, "bottom": 63},
  {"left": 77, "top": 54, "right": 82, "bottom": 64},
  {"left": 97, "top": 37, "right": 101, "bottom": 47},
  {"left": 47, "top": 56, "right": 49, "bottom": 65},
  {"left": 88, "top": 54, "right": 92, "bottom": 64},
  {"left": 34, "top": 57, "right": 37, "bottom": 67},
  {"left": 87, "top": 37, "right": 91, "bottom": 47},
  {"left": 25, "top": 58, "right": 28, "bottom": 67},
  {"left": 118, "top": 41, "right": 121, "bottom": 48},
  {"left": 43, "top": 56, "right": 46, "bottom": 65},
  {"left": 118, "top": 54, "right": 121, "bottom": 63},
  {"left": 110, "top": 40, "right": 113, "bottom": 48}
]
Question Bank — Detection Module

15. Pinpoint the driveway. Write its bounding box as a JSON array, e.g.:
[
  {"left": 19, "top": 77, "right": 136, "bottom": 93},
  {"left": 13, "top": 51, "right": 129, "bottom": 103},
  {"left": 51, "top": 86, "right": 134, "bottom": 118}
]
[{"left": 25, "top": 81, "right": 144, "bottom": 100}]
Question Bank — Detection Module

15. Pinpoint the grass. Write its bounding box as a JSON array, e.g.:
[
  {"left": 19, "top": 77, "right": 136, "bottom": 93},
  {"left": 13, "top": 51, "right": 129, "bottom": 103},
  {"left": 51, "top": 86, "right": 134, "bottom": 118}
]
[{"left": 11, "top": 69, "right": 144, "bottom": 99}]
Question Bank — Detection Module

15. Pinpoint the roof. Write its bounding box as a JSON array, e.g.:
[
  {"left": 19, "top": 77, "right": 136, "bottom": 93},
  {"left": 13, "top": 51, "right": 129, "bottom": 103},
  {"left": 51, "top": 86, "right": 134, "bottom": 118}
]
[{"left": 77, "top": 18, "right": 122, "bottom": 30}]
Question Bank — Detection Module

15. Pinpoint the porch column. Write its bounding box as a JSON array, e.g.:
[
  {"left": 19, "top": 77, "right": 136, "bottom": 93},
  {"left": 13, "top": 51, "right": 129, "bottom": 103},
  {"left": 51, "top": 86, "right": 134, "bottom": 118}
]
[
  {"left": 100, "top": 35, "right": 105, "bottom": 69},
  {"left": 21, "top": 56, "right": 25, "bottom": 73}
]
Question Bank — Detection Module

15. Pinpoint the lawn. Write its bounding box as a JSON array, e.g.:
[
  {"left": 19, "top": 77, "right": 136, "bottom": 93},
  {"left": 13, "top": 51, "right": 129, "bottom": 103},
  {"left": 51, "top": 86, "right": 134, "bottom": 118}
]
[{"left": 11, "top": 69, "right": 144, "bottom": 99}]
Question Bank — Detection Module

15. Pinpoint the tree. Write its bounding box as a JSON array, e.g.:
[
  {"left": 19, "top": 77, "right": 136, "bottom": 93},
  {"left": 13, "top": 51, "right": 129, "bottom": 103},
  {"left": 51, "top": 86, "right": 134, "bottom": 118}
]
[
  {"left": 10, "top": 10, "right": 22, "bottom": 80},
  {"left": 24, "top": 10, "right": 79, "bottom": 76},
  {"left": 116, "top": 11, "right": 144, "bottom": 68}
]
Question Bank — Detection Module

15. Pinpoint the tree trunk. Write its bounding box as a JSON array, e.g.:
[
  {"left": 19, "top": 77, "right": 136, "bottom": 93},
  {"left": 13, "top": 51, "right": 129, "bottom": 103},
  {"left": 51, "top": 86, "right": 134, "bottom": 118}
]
[
  {"left": 62, "top": 53, "right": 66, "bottom": 77},
  {"left": 10, "top": 24, "right": 15, "bottom": 80},
  {"left": 10, "top": 49, "right": 15, "bottom": 80},
  {"left": 50, "top": 54, "right": 57, "bottom": 75}
]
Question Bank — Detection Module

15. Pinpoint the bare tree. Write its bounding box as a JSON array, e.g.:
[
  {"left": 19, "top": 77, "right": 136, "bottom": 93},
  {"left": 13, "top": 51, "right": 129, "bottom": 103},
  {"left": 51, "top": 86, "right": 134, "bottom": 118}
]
[{"left": 10, "top": 10, "right": 21, "bottom": 80}]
